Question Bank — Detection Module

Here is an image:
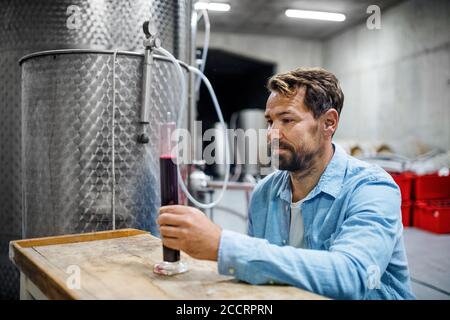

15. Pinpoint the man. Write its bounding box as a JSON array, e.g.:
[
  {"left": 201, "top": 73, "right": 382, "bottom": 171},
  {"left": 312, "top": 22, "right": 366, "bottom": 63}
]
[{"left": 158, "top": 67, "right": 415, "bottom": 300}]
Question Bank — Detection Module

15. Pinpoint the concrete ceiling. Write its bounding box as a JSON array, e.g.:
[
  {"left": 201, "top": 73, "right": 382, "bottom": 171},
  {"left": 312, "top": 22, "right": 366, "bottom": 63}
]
[{"left": 200, "top": 0, "right": 405, "bottom": 39}]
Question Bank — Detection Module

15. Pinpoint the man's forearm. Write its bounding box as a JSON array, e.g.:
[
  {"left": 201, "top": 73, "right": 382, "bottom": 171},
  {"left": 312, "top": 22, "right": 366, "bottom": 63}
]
[{"left": 218, "top": 230, "right": 371, "bottom": 299}]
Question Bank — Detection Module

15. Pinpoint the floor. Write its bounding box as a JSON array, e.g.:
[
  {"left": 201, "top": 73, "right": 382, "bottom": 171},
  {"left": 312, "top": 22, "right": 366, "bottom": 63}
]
[
  {"left": 211, "top": 189, "right": 450, "bottom": 299},
  {"left": 403, "top": 227, "right": 450, "bottom": 299}
]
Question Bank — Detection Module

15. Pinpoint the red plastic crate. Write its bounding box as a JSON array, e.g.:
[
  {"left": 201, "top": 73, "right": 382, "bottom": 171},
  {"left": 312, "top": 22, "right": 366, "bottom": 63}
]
[
  {"left": 389, "top": 172, "right": 414, "bottom": 201},
  {"left": 413, "top": 200, "right": 450, "bottom": 234},
  {"left": 414, "top": 173, "right": 450, "bottom": 200},
  {"left": 413, "top": 203, "right": 421, "bottom": 228},
  {"left": 401, "top": 201, "right": 412, "bottom": 227}
]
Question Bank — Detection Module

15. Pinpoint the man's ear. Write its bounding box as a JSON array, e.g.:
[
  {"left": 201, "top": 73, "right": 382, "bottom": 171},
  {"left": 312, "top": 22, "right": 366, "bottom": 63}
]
[{"left": 322, "top": 109, "right": 339, "bottom": 138}]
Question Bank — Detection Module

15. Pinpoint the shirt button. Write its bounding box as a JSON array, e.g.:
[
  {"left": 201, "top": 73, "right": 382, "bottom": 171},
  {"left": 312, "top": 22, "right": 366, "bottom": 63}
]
[
  {"left": 228, "top": 268, "right": 235, "bottom": 275},
  {"left": 282, "top": 240, "right": 286, "bottom": 244}
]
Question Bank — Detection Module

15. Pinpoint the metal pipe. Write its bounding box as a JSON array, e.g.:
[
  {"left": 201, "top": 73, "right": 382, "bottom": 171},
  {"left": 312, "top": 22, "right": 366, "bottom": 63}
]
[
  {"left": 19, "top": 50, "right": 191, "bottom": 71},
  {"left": 187, "top": 8, "right": 199, "bottom": 201},
  {"left": 138, "top": 21, "right": 161, "bottom": 144},
  {"left": 140, "top": 48, "right": 153, "bottom": 124},
  {"left": 207, "top": 181, "right": 255, "bottom": 191}
]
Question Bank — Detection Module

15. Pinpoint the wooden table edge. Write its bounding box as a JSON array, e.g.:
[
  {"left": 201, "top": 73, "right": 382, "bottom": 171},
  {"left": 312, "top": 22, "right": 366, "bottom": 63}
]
[{"left": 9, "top": 229, "right": 149, "bottom": 300}]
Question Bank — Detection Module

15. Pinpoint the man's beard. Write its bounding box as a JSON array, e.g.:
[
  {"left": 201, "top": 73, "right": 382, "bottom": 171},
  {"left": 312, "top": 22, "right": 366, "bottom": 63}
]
[{"left": 270, "top": 139, "right": 317, "bottom": 172}]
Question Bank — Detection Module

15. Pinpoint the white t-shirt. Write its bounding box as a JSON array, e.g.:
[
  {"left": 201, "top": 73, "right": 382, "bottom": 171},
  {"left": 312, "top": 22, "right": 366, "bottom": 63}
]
[{"left": 289, "top": 198, "right": 305, "bottom": 248}]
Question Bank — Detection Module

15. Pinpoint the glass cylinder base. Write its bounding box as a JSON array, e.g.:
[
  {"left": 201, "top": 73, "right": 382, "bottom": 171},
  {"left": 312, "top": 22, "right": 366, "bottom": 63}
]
[{"left": 153, "top": 261, "right": 188, "bottom": 276}]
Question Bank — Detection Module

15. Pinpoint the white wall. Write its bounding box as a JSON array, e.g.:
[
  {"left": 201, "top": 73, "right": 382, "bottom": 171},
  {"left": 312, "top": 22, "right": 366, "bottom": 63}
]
[
  {"left": 197, "top": 31, "right": 323, "bottom": 73},
  {"left": 324, "top": 0, "right": 450, "bottom": 156}
]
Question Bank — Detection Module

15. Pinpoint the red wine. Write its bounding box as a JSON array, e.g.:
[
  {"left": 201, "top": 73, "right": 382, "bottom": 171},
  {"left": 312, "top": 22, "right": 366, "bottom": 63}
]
[{"left": 160, "top": 155, "right": 180, "bottom": 262}]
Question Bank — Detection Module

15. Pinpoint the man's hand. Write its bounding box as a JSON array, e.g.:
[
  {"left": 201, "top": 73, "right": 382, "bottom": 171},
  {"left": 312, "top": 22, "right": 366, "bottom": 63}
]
[{"left": 157, "top": 205, "right": 222, "bottom": 261}]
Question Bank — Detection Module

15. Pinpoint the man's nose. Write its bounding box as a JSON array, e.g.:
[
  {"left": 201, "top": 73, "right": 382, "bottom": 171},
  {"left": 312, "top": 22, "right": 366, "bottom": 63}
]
[{"left": 267, "top": 126, "right": 281, "bottom": 144}]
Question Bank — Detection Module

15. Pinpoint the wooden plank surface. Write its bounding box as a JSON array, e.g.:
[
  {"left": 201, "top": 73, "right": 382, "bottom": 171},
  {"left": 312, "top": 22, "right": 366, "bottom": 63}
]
[{"left": 11, "top": 229, "right": 326, "bottom": 300}]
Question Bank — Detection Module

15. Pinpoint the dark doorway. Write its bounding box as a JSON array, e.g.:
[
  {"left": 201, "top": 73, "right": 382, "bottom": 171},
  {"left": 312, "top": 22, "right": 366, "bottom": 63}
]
[
  {"left": 196, "top": 49, "right": 275, "bottom": 176},
  {"left": 197, "top": 48, "right": 275, "bottom": 127}
]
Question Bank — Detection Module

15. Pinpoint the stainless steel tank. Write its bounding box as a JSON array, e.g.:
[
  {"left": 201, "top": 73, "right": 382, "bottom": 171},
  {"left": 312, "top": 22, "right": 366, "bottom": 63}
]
[
  {"left": 0, "top": 0, "right": 191, "bottom": 300},
  {"left": 20, "top": 49, "right": 188, "bottom": 237}
]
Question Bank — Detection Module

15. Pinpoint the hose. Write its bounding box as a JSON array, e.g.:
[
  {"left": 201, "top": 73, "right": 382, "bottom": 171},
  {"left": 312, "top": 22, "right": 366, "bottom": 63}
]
[{"left": 155, "top": 47, "right": 230, "bottom": 209}]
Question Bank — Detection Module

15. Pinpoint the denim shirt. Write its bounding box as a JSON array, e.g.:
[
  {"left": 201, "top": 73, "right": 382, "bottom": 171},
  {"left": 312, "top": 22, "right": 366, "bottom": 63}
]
[{"left": 217, "top": 143, "right": 415, "bottom": 300}]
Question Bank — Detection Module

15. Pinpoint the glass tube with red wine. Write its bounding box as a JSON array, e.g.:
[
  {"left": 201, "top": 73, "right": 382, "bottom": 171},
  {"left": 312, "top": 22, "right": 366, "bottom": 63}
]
[{"left": 153, "top": 116, "right": 188, "bottom": 275}]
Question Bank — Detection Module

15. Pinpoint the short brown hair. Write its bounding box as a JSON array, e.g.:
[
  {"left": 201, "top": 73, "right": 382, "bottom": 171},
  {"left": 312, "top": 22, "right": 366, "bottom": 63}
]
[{"left": 267, "top": 67, "right": 344, "bottom": 118}]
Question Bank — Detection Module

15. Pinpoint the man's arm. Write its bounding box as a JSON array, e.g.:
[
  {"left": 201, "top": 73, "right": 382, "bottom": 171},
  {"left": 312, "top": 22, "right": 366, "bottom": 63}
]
[{"left": 218, "top": 178, "right": 402, "bottom": 299}]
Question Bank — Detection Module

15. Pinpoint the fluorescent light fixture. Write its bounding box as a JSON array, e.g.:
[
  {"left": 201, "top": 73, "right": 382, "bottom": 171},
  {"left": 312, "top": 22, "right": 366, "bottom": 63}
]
[
  {"left": 285, "top": 9, "right": 346, "bottom": 22},
  {"left": 194, "top": 2, "right": 231, "bottom": 12}
]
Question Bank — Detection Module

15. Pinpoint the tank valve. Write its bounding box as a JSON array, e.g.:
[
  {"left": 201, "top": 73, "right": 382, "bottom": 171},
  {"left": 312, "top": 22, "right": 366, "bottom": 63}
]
[
  {"left": 137, "top": 133, "right": 150, "bottom": 144},
  {"left": 143, "top": 21, "right": 161, "bottom": 49}
]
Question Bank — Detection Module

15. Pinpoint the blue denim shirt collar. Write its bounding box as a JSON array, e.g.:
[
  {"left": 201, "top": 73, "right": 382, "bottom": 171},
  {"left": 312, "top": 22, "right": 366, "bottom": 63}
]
[{"left": 276, "top": 142, "right": 347, "bottom": 203}]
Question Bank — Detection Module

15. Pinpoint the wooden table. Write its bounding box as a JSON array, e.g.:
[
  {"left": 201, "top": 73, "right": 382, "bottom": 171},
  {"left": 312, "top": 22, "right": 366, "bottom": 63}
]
[{"left": 9, "top": 229, "right": 326, "bottom": 300}]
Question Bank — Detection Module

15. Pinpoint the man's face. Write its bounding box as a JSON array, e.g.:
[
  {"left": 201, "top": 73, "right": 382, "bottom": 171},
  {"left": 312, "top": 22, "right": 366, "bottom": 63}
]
[{"left": 265, "top": 87, "right": 325, "bottom": 172}]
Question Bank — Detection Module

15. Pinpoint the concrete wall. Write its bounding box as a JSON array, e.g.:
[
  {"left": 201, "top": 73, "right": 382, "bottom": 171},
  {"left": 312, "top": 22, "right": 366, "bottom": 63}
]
[
  {"left": 197, "top": 31, "right": 323, "bottom": 73},
  {"left": 324, "top": 0, "right": 450, "bottom": 156},
  {"left": 199, "top": 0, "right": 449, "bottom": 156}
]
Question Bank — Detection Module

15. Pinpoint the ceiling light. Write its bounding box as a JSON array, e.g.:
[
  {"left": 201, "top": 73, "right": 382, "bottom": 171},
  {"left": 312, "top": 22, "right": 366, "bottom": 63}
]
[
  {"left": 194, "top": 2, "right": 231, "bottom": 12},
  {"left": 285, "top": 9, "right": 346, "bottom": 22}
]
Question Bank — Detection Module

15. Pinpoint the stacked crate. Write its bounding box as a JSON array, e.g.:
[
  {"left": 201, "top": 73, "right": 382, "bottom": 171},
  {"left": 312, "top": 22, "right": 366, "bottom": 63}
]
[
  {"left": 390, "top": 172, "right": 450, "bottom": 233},
  {"left": 390, "top": 172, "right": 414, "bottom": 227},
  {"left": 412, "top": 174, "right": 450, "bottom": 234}
]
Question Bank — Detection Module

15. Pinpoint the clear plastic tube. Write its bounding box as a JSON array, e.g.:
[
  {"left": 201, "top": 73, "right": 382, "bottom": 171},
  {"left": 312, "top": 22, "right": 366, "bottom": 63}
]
[{"left": 155, "top": 47, "right": 230, "bottom": 209}]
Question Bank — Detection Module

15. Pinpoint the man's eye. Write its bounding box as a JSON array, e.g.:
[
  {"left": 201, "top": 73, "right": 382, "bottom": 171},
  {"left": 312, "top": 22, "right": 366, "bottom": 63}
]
[{"left": 282, "top": 118, "right": 293, "bottom": 124}]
